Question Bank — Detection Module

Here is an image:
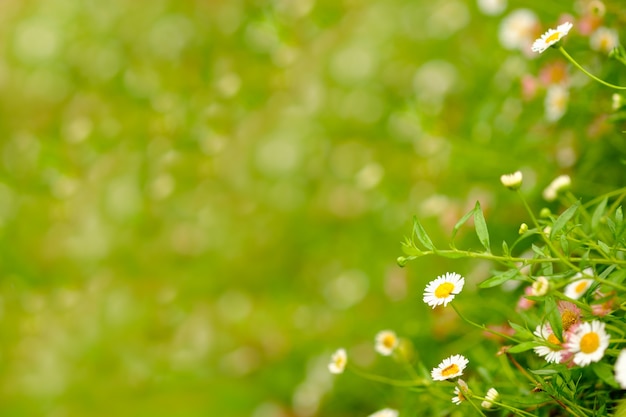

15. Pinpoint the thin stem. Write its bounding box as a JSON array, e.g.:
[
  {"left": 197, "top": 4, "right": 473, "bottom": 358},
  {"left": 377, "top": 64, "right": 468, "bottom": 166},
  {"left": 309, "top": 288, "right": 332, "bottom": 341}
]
[
  {"left": 558, "top": 46, "right": 626, "bottom": 90},
  {"left": 451, "top": 304, "right": 521, "bottom": 344}
]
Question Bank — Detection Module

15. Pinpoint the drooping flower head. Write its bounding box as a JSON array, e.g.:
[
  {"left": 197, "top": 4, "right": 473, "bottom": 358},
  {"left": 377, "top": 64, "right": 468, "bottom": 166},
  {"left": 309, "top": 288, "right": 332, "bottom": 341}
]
[
  {"left": 328, "top": 348, "right": 347, "bottom": 374},
  {"left": 542, "top": 174, "right": 571, "bottom": 201},
  {"left": 423, "top": 272, "right": 465, "bottom": 308},
  {"left": 452, "top": 379, "right": 470, "bottom": 405},
  {"left": 431, "top": 354, "right": 469, "bottom": 381},
  {"left": 375, "top": 330, "right": 399, "bottom": 356},
  {"left": 565, "top": 320, "right": 610, "bottom": 367},
  {"left": 481, "top": 388, "right": 499, "bottom": 409},
  {"left": 532, "top": 21, "right": 574, "bottom": 53}
]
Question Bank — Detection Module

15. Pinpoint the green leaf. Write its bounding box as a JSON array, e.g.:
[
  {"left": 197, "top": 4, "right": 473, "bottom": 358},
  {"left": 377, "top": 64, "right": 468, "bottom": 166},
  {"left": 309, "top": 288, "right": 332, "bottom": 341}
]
[
  {"left": 412, "top": 217, "right": 434, "bottom": 251},
  {"left": 591, "top": 197, "right": 608, "bottom": 231},
  {"left": 501, "top": 240, "right": 509, "bottom": 256},
  {"left": 617, "top": 205, "right": 624, "bottom": 223},
  {"left": 545, "top": 296, "right": 563, "bottom": 343},
  {"left": 592, "top": 362, "right": 619, "bottom": 388},
  {"left": 507, "top": 341, "right": 538, "bottom": 353},
  {"left": 550, "top": 200, "right": 580, "bottom": 240},
  {"left": 473, "top": 201, "right": 490, "bottom": 253},
  {"left": 597, "top": 240, "right": 611, "bottom": 256},
  {"left": 451, "top": 208, "right": 474, "bottom": 243},
  {"left": 530, "top": 368, "right": 560, "bottom": 375},
  {"left": 559, "top": 234, "right": 568, "bottom": 255},
  {"left": 508, "top": 321, "right": 533, "bottom": 339},
  {"left": 479, "top": 269, "right": 518, "bottom": 289}
]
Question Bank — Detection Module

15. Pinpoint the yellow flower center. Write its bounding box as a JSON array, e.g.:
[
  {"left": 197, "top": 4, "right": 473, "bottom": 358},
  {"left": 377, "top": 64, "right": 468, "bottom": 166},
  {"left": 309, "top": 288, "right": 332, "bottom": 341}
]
[
  {"left": 561, "top": 310, "right": 578, "bottom": 331},
  {"left": 441, "top": 363, "right": 459, "bottom": 377},
  {"left": 435, "top": 282, "right": 455, "bottom": 299},
  {"left": 580, "top": 332, "right": 600, "bottom": 354},
  {"left": 382, "top": 334, "right": 396, "bottom": 349},
  {"left": 546, "top": 32, "right": 562, "bottom": 43},
  {"left": 547, "top": 333, "right": 561, "bottom": 345},
  {"left": 575, "top": 281, "right": 588, "bottom": 294}
]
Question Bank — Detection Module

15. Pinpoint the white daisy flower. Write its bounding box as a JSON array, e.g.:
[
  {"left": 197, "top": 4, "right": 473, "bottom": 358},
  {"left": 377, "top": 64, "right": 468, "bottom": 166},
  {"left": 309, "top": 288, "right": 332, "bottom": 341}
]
[
  {"left": 533, "top": 324, "right": 563, "bottom": 364},
  {"left": 614, "top": 349, "right": 626, "bottom": 389},
  {"left": 477, "top": 0, "right": 507, "bottom": 16},
  {"left": 375, "top": 330, "right": 399, "bottom": 356},
  {"left": 590, "top": 27, "right": 619, "bottom": 54},
  {"left": 564, "top": 278, "right": 593, "bottom": 300},
  {"left": 542, "top": 174, "right": 571, "bottom": 201},
  {"left": 451, "top": 379, "right": 469, "bottom": 405},
  {"left": 328, "top": 348, "right": 347, "bottom": 374},
  {"left": 531, "top": 276, "right": 550, "bottom": 296},
  {"left": 498, "top": 9, "right": 539, "bottom": 51},
  {"left": 500, "top": 171, "right": 523, "bottom": 190},
  {"left": 565, "top": 320, "right": 610, "bottom": 367},
  {"left": 368, "top": 408, "right": 399, "bottom": 417},
  {"left": 423, "top": 272, "right": 465, "bottom": 308},
  {"left": 431, "top": 354, "right": 469, "bottom": 381},
  {"left": 481, "top": 387, "right": 499, "bottom": 409},
  {"left": 544, "top": 84, "right": 569, "bottom": 122},
  {"left": 532, "top": 21, "right": 574, "bottom": 53}
]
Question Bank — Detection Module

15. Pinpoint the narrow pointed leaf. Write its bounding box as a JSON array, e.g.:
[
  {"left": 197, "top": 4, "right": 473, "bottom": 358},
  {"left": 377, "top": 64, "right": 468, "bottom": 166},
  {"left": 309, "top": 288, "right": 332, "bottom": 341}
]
[
  {"left": 507, "top": 341, "right": 538, "bottom": 353},
  {"left": 413, "top": 217, "right": 434, "bottom": 251},
  {"left": 545, "top": 296, "right": 563, "bottom": 343},
  {"left": 473, "top": 201, "right": 490, "bottom": 253},
  {"left": 451, "top": 208, "right": 474, "bottom": 243},
  {"left": 550, "top": 200, "right": 580, "bottom": 240},
  {"left": 591, "top": 197, "right": 608, "bottom": 231},
  {"left": 479, "top": 269, "right": 518, "bottom": 288}
]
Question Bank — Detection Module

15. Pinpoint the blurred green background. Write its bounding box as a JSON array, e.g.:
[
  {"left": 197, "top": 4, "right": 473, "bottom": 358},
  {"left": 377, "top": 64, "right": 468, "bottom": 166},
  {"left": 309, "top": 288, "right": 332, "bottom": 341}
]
[{"left": 0, "top": 0, "right": 624, "bottom": 416}]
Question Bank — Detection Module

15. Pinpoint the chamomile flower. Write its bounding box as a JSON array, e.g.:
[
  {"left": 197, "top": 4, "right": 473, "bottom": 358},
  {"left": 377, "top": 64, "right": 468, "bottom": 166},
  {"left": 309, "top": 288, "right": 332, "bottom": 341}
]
[
  {"left": 481, "top": 388, "right": 499, "bottom": 409},
  {"left": 423, "top": 272, "right": 465, "bottom": 308},
  {"left": 614, "top": 349, "right": 626, "bottom": 389},
  {"left": 544, "top": 84, "right": 569, "bottom": 122},
  {"left": 558, "top": 301, "right": 581, "bottom": 331},
  {"left": 590, "top": 27, "right": 619, "bottom": 54},
  {"left": 531, "top": 276, "right": 550, "bottom": 296},
  {"left": 328, "top": 348, "right": 347, "bottom": 374},
  {"left": 532, "top": 21, "right": 573, "bottom": 53},
  {"left": 375, "top": 330, "right": 399, "bottom": 356},
  {"left": 498, "top": 9, "right": 539, "bottom": 51},
  {"left": 431, "top": 354, "right": 469, "bottom": 381},
  {"left": 533, "top": 324, "right": 563, "bottom": 364},
  {"left": 542, "top": 174, "right": 571, "bottom": 201},
  {"left": 500, "top": 171, "right": 523, "bottom": 190},
  {"left": 368, "top": 408, "right": 399, "bottom": 417},
  {"left": 565, "top": 320, "right": 610, "bottom": 367},
  {"left": 564, "top": 278, "right": 594, "bottom": 300},
  {"left": 452, "top": 379, "right": 470, "bottom": 405}
]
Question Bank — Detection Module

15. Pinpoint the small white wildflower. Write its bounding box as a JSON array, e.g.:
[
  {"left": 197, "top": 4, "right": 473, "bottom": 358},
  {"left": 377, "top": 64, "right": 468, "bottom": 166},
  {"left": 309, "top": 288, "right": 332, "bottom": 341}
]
[
  {"left": 615, "top": 349, "right": 626, "bottom": 389},
  {"left": 375, "top": 330, "right": 399, "bottom": 356},
  {"left": 531, "top": 276, "right": 549, "bottom": 296},
  {"left": 481, "top": 387, "right": 499, "bottom": 409},
  {"left": 564, "top": 278, "right": 594, "bottom": 300},
  {"left": 500, "top": 171, "right": 523, "bottom": 190},
  {"left": 423, "top": 272, "right": 465, "bottom": 308},
  {"left": 590, "top": 27, "right": 619, "bottom": 54},
  {"left": 477, "top": 0, "right": 507, "bottom": 16},
  {"left": 565, "top": 320, "right": 610, "bottom": 367},
  {"left": 532, "top": 21, "right": 573, "bottom": 53},
  {"left": 451, "top": 379, "right": 470, "bottom": 405},
  {"left": 498, "top": 9, "right": 539, "bottom": 51},
  {"left": 368, "top": 408, "right": 399, "bottom": 417},
  {"left": 544, "top": 85, "right": 569, "bottom": 122},
  {"left": 328, "top": 348, "right": 347, "bottom": 374},
  {"left": 542, "top": 174, "right": 571, "bottom": 201},
  {"left": 533, "top": 324, "right": 563, "bottom": 364},
  {"left": 431, "top": 354, "right": 469, "bottom": 381}
]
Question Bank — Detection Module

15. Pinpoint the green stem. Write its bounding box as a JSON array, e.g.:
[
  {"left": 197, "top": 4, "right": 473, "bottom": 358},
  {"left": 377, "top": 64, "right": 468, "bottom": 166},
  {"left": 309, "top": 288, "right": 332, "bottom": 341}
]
[
  {"left": 558, "top": 46, "right": 626, "bottom": 90},
  {"left": 451, "top": 304, "right": 521, "bottom": 344}
]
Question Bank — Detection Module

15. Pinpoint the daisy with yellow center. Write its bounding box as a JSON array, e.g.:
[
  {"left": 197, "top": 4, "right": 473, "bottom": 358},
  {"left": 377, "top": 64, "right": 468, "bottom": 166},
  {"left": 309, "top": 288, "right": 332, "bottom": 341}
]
[
  {"left": 423, "top": 272, "right": 465, "bottom": 308},
  {"left": 533, "top": 324, "right": 563, "bottom": 364},
  {"left": 564, "top": 278, "right": 594, "bottom": 300},
  {"left": 565, "top": 320, "right": 610, "bottom": 367},
  {"left": 431, "top": 354, "right": 469, "bottom": 381},
  {"left": 558, "top": 300, "right": 581, "bottom": 331},
  {"left": 532, "top": 21, "right": 573, "bottom": 53},
  {"left": 328, "top": 348, "right": 347, "bottom": 374},
  {"left": 375, "top": 330, "right": 399, "bottom": 356}
]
